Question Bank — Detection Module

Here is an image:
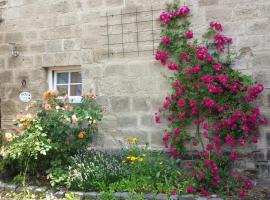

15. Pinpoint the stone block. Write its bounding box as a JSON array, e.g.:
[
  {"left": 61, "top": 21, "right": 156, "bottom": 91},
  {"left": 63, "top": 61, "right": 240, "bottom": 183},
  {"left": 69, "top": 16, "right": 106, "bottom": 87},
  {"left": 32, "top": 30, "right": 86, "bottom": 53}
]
[
  {"left": 252, "top": 53, "right": 270, "bottom": 70},
  {"left": 156, "top": 194, "right": 168, "bottom": 200},
  {"left": 256, "top": 152, "right": 266, "bottom": 161},
  {"left": 4, "top": 184, "right": 16, "bottom": 191},
  {"left": 0, "top": 182, "right": 7, "bottom": 191},
  {"left": 81, "top": 50, "right": 94, "bottom": 64},
  {"left": 64, "top": 39, "right": 80, "bottom": 51},
  {"left": 128, "top": 62, "right": 148, "bottom": 77},
  {"left": 20, "top": 4, "right": 36, "bottom": 18},
  {"left": 237, "top": 35, "right": 265, "bottom": 50},
  {"left": 23, "top": 31, "right": 38, "bottom": 42},
  {"left": 6, "top": 7, "right": 20, "bottom": 19},
  {"left": 52, "top": 26, "right": 81, "bottom": 39},
  {"left": 52, "top": 1, "right": 73, "bottom": 13},
  {"left": 73, "top": 192, "right": 84, "bottom": 200},
  {"left": 85, "top": 0, "right": 104, "bottom": 9},
  {"left": 247, "top": 19, "right": 270, "bottom": 35},
  {"left": 138, "top": 77, "right": 158, "bottom": 95},
  {"left": 84, "top": 192, "right": 99, "bottom": 200},
  {"left": 29, "top": 43, "right": 45, "bottom": 53},
  {"left": 232, "top": 5, "right": 260, "bottom": 21},
  {"left": 206, "top": 7, "right": 233, "bottom": 22},
  {"left": 104, "top": 63, "right": 128, "bottom": 77},
  {"left": 223, "top": 22, "right": 245, "bottom": 35},
  {"left": 0, "top": 70, "right": 12, "bottom": 82},
  {"left": 117, "top": 115, "right": 138, "bottom": 128},
  {"left": 150, "top": 131, "right": 164, "bottom": 147},
  {"left": 46, "top": 39, "right": 63, "bottom": 52},
  {"left": 42, "top": 54, "right": 55, "bottom": 67},
  {"left": 141, "top": 114, "right": 155, "bottom": 127},
  {"left": 81, "top": 36, "right": 101, "bottom": 49},
  {"left": 35, "top": 187, "right": 47, "bottom": 193},
  {"left": 144, "top": 193, "right": 156, "bottom": 199},
  {"left": 57, "top": 13, "right": 79, "bottom": 26},
  {"left": 55, "top": 52, "right": 69, "bottom": 65},
  {"left": 257, "top": 162, "right": 269, "bottom": 178},
  {"left": 199, "top": 0, "right": 219, "bottom": 6},
  {"left": 83, "top": 64, "right": 103, "bottom": 78},
  {"left": 110, "top": 96, "right": 130, "bottom": 112},
  {"left": 260, "top": 3, "right": 270, "bottom": 17},
  {"left": 5, "top": 32, "right": 23, "bottom": 43},
  {"left": 68, "top": 51, "right": 81, "bottom": 65},
  {"left": 178, "top": 194, "right": 195, "bottom": 200},
  {"left": 97, "top": 76, "right": 140, "bottom": 96},
  {"left": 34, "top": 55, "right": 43, "bottom": 67},
  {"left": 104, "top": 0, "right": 123, "bottom": 7},
  {"left": 54, "top": 191, "right": 66, "bottom": 198},
  {"left": 0, "top": 57, "right": 5, "bottom": 69},
  {"left": 81, "top": 11, "right": 102, "bottom": 23},
  {"left": 132, "top": 96, "right": 151, "bottom": 112}
]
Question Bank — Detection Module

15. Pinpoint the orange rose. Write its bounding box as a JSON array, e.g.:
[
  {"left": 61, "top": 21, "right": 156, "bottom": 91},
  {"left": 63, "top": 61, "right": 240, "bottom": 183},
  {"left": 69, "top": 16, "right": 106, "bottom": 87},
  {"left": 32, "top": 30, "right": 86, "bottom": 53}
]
[{"left": 78, "top": 131, "right": 86, "bottom": 139}]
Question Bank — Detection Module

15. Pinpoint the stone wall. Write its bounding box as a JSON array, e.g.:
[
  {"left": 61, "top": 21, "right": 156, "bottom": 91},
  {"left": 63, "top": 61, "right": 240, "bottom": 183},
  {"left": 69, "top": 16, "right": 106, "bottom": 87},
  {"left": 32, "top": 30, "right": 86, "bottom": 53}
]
[{"left": 0, "top": 0, "right": 270, "bottom": 177}]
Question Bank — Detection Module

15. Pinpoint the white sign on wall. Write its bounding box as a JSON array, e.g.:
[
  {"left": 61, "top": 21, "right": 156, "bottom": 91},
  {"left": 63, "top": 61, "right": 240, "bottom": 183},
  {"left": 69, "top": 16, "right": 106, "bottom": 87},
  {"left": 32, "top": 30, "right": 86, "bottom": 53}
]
[{"left": 19, "top": 92, "right": 32, "bottom": 103}]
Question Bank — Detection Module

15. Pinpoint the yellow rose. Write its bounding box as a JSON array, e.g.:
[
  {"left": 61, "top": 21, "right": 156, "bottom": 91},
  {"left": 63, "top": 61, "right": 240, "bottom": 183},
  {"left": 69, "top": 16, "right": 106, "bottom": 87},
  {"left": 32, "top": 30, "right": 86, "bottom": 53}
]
[{"left": 5, "top": 132, "right": 13, "bottom": 142}]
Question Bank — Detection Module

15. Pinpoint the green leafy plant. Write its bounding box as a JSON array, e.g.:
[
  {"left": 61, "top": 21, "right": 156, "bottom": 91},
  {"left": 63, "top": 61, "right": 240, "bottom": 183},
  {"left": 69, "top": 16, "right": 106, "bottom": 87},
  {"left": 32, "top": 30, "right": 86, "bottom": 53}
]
[
  {"left": 68, "top": 149, "right": 127, "bottom": 191},
  {"left": 0, "top": 90, "right": 103, "bottom": 187},
  {"left": 155, "top": 0, "right": 267, "bottom": 198}
]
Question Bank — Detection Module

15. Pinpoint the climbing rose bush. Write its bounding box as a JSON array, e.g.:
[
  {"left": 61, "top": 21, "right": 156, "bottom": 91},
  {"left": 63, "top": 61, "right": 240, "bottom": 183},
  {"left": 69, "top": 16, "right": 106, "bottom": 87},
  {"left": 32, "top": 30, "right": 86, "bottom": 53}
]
[{"left": 155, "top": 1, "right": 267, "bottom": 198}]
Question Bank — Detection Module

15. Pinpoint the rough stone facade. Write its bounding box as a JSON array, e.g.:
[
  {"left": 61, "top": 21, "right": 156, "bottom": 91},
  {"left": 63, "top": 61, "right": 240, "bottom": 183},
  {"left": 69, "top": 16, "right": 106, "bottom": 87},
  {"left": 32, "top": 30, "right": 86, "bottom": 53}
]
[{"left": 0, "top": 0, "right": 270, "bottom": 178}]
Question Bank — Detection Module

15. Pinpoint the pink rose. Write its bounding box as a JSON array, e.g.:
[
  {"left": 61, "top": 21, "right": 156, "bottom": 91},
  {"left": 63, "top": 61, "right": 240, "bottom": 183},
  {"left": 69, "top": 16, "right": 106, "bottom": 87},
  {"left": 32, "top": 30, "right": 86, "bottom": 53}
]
[
  {"left": 185, "top": 30, "right": 193, "bottom": 39},
  {"left": 162, "top": 36, "right": 171, "bottom": 45}
]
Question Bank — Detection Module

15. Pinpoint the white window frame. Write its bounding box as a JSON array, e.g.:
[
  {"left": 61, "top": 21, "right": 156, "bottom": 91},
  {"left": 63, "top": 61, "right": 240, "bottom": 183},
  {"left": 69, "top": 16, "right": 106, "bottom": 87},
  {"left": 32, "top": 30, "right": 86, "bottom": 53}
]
[{"left": 48, "top": 66, "right": 82, "bottom": 103}]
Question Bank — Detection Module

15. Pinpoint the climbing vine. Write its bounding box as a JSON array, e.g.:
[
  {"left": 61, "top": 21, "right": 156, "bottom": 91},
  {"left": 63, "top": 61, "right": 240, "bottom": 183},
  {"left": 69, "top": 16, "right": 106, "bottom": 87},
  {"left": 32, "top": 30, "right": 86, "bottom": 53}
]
[{"left": 155, "top": 1, "right": 267, "bottom": 198}]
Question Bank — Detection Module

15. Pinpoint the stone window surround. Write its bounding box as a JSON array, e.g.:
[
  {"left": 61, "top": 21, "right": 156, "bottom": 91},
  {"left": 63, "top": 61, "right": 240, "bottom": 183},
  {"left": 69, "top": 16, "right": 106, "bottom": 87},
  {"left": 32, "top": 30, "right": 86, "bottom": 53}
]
[{"left": 47, "top": 66, "right": 82, "bottom": 103}]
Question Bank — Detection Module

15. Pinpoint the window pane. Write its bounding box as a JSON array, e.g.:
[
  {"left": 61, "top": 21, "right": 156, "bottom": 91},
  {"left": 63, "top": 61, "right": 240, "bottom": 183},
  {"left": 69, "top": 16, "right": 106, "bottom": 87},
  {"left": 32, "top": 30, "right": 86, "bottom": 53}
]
[
  {"left": 57, "top": 72, "right": 69, "bottom": 84},
  {"left": 70, "top": 84, "right": 82, "bottom": 96},
  {"left": 56, "top": 85, "right": 68, "bottom": 96},
  {"left": 71, "top": 72, "right": 82, "bottom": 83}
]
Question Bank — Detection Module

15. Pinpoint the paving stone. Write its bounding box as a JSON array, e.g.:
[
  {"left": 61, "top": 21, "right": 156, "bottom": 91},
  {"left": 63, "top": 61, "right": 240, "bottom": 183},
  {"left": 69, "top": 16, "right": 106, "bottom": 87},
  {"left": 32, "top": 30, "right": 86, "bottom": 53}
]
[
  {"left": 144, "top": 193, "right": 157, "bottom": 199},
  {"left": 54, "top": 190, "right": 66, "bottom": 198},
  {"left": 5, "top": 184, "right": 17, "bottom": 191},
  {"left": 156, "top": 194, "right": 168, "bottom": 200},
  {"left": 34, "top": 187, "right": 48, "bottom": 193},
  {"left": 73, "top": 191, "right": 85, "bottom": 200},
  {"left": 179, "top": 194, "right": 195, "bottom": 200},
  {"left": 84, "top": 192, "right": 99, "bottom": 199}
]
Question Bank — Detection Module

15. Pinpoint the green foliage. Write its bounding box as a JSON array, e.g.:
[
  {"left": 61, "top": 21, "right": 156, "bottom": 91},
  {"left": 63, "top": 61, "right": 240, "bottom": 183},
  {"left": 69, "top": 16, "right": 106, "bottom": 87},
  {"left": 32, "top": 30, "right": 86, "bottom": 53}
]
[
  {"left": 68, "top": 149, "right": 127, "bottom": 191},
  {"left": 0, "top": 90, "right": 103, "bottom": 186}
]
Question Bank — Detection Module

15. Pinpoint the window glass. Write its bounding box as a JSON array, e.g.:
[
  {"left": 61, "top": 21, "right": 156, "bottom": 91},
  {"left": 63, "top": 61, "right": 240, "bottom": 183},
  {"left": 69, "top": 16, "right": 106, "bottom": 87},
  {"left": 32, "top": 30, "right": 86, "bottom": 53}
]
[
  {"left": 57, "top": 72, "right": 69, "bottom": 84},
  {"left": 56, "top": 85, "right": 68, "bottom": 96},
  {"left": 71, "top": 72, "right": 82, "bottom": 83},
  {"left": 70, "top": 84, "right": 82, "bottom": 96}
]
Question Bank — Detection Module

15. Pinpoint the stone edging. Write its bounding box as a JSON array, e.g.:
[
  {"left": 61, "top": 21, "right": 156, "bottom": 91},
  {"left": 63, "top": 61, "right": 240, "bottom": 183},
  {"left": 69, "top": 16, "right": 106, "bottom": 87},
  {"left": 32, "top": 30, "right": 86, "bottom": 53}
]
[{"left": 0, "top": 181, "right": 222, "bottom": 200}]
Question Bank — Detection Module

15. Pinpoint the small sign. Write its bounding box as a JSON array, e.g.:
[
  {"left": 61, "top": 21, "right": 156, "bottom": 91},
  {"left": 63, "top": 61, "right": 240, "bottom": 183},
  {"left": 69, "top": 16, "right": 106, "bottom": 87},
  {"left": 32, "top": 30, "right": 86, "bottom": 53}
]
[{"left": 19, "top": 92, "right": 32, "bottom": 103}]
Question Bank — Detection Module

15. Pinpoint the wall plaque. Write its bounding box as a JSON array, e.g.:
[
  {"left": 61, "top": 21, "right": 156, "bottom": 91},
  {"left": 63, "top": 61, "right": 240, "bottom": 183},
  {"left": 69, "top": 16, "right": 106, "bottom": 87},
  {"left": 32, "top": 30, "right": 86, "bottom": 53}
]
[{"left": 19, "top": 92, "right": 32, "bottom": 103}]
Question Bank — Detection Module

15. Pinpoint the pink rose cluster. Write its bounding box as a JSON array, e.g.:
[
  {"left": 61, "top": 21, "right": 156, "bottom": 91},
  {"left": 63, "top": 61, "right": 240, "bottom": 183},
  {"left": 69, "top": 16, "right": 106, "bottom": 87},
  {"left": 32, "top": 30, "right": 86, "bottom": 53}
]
[
  {"left": 155, "top": 49, "right": 167, "bottom": 65},
  {"left": 155, "top": 4, "right": 267, "bottom": 198},
  {"left": 159, "top": 6, "right": 190, "bottom": 24}
]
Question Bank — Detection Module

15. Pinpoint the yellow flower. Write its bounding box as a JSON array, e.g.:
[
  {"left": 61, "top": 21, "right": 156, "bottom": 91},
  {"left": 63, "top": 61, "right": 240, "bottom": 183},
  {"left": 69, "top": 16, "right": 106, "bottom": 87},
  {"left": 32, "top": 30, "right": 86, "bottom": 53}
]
[
  {"left": 128, "top": 137, "right": 138, "bottom": 145},
  {"left": 126, "top": 156, "right": 143, "bottom": 163},
  {"left": 159, "top": 161, "right": 163, "bottom": 165}
]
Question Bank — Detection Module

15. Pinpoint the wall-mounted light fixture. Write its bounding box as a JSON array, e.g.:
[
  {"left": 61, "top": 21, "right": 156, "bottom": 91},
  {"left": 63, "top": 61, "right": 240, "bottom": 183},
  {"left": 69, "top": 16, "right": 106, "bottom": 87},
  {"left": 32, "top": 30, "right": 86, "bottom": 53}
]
[{"left": 9, "top": 43, "right": 19, "bottom": 57}]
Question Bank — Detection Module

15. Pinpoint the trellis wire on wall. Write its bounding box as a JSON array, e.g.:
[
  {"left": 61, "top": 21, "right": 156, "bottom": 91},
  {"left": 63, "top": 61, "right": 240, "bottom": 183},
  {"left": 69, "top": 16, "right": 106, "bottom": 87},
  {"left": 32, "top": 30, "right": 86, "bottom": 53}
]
[{"left": 101, "top": 7, "right": 162, "bottom": 58}]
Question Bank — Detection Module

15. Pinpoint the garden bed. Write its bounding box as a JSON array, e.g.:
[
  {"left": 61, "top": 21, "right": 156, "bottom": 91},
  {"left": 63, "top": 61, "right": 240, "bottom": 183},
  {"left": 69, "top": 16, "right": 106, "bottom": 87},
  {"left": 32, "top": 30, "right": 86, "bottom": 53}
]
[{"left": 0, "top": 181, "right": 222, "bottom": 200}]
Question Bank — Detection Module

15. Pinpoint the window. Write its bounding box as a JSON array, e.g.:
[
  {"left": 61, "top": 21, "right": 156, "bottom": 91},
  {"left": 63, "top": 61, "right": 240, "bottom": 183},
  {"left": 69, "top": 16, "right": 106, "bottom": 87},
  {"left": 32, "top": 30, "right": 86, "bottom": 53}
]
[{"left": 48, "top": 67, "right": 82, "bottom": 103}]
